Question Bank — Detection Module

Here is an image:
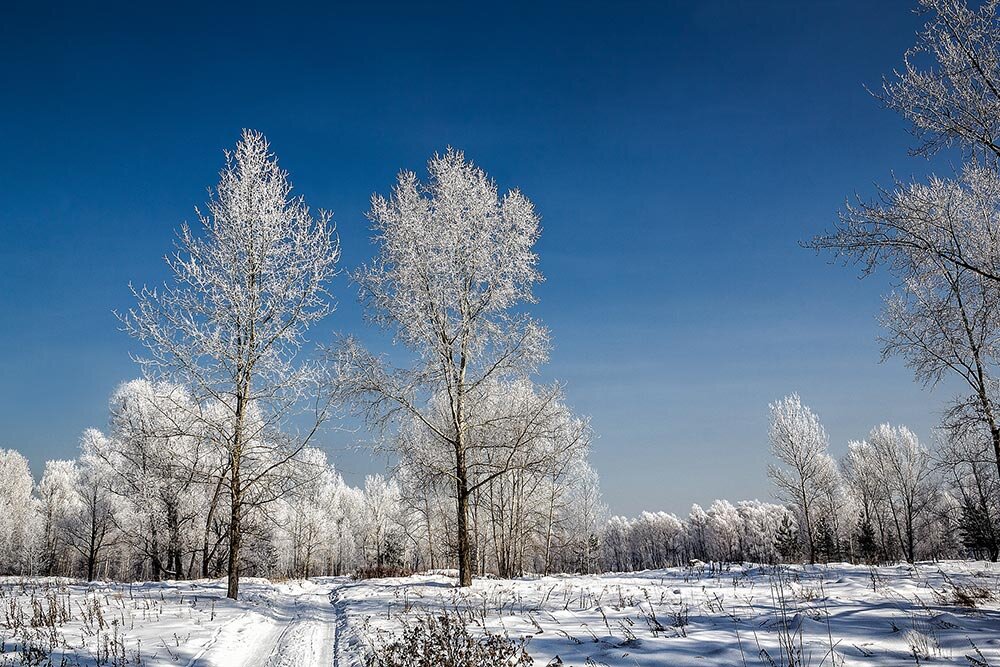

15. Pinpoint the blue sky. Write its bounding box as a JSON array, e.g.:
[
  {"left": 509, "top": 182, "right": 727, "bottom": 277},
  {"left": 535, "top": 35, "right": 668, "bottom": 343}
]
[{"left": 1, "top": 1, "right": 953, "bottom": 515}]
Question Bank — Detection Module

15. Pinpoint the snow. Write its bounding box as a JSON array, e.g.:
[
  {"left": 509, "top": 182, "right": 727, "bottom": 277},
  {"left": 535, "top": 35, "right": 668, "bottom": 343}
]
[
  {"left": 3, "top": 562, "right": 1000, "bottom": 666},
  {"left": 337, "top": 561, "right": 1000, "bottom": 666},
  {"left": 0, "top": 576, "right": 344, "bottom": 666}
]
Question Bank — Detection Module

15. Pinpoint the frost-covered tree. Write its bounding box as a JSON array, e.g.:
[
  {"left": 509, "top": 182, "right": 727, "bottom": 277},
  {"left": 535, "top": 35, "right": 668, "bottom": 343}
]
[
  {"left": 564, "top": 461, "right": 607, "bottom": 574},
  {"left": 843, "top": 427, "right": 942, "bottom": 563},
  {"left": 357, "top": 475, "right": 406, "bottom": 570},
  {"left": 813, "top": 0, "right": 1000, "bottom": 284},
  {"left": 121, "top": 130, "right": 339, "bottom": 599},
  {"left": 867, "top": 424, "right": 940, "bottom": 562},
  {"left": 395, "top": 463, "right": 453, "bottom": 572},
  {"left": 334, "top": 149, "right": 550, "bottom": 587},
  {"left": 271, "top": 447, "right": 357, "bottom": 578},
  {"left": 94, "top": 380, "right": 212, "bottom": 580},
  {"left": 705, "top": 500, "right": 741, "bottom": 562},
  {"left": 70, "top": 430, "right": 121, "bottom": 581},
  {"left": 601, "top": 516, "right": 632, "bottom": 572},
  {"left": 37, "top": 460, "right": 81, "bottom": 575},
  {"left": 843, "top": 440, "right": 894, "bottom": 561},
  {"left": 767, "top": 394, "right": 834, "bottom": 563},
  {"left": 735, "top": 501, "right": 796, "bottom": 564},
  {"left": 623, "top": 512, "right": 687, "bottom": 570},
  {"left": 881, "top": 0, "right": 1000, "bottom": 163},
  {"left": 0, "top": 449, "right": 38, "bottom": 574},
  {"left": 811, "top": 0, "right": 1000, "bottom": 486}
]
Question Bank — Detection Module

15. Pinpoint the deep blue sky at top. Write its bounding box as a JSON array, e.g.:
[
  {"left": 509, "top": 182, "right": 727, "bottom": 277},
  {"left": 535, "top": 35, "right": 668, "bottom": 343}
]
[{"left": 1, "top": 1, "right": 954, "bottom": 515}]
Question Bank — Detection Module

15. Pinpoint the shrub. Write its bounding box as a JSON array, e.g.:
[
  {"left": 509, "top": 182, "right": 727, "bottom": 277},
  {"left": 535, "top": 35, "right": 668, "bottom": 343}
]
[{"left": 364, "top": 614, "right": 532, "bottom": 667}]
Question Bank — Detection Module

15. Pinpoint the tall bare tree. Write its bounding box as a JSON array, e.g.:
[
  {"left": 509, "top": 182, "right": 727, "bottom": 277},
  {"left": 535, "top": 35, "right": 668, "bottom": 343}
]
[
  {"left": 333, "top": 149, "right": 551, "bottom": 586},
  {"left": 121, "top": 129, "right": 339, "bottom": 599},
  {"left": 767, "top": 394, "right": 837, "bottom": 564},
  {"left": 867, "top": 424, "right": 940, "bottom": 563},
  {"left": 811, "top": 0, "right": 1000, "bottom": 492}
]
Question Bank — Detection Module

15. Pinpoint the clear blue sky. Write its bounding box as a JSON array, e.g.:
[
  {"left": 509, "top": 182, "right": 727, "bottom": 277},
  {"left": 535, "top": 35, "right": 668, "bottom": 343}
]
[{"left": 1, "top": 1, "right": 951, "bottom": 515}]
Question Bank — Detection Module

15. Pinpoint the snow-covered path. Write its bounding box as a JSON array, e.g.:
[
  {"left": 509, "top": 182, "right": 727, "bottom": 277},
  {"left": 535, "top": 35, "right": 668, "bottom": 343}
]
[{"left": 191, "top": 580, "right": 342, "bottom": 667}]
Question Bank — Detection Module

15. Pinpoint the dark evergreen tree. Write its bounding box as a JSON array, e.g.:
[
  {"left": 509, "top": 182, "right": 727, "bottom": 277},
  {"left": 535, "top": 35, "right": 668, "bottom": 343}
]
[
  {"left": 855, "top": 513, "right": 879, "bottom": 564},
  {"left": 815, "top": 517, "right": 838, "bottom": 564},
  {"left": 775, "top": 514, "right": 799, "bottom": 563},
  {"left": 959, "top": 501, "right": 1000, "bottom": 562}
]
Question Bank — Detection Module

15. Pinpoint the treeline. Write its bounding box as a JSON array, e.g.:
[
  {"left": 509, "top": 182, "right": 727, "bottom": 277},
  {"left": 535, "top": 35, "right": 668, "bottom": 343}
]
[
  {"left": 1, "top": 386, "right": 997, "bottom": 582},
  {"left": 605, "top": 395, "right": 998, "bottom": 573},
  {"left": 0, "top": 378, "right": 604, "bottom": 582}
]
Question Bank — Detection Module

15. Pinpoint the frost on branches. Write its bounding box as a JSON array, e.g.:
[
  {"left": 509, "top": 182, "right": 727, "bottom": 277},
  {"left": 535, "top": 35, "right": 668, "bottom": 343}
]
[
  {"left": 120, "top": 129, "right": 340, "bottom": 599},
  {"left": 332, "top": 149, "right": 570, "bottom": 587}
]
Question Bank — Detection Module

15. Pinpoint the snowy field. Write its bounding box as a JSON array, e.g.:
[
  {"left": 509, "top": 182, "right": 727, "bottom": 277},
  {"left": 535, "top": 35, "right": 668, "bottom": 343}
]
[
  {"left": 339, "top": 562, "right": 1000, "bottom": 666},
  {"left": 0, "top": 576, "right": 342, "bottom": 666},
  {"left": 3, "top": 562, "right": 1000, "bottom": 666}
]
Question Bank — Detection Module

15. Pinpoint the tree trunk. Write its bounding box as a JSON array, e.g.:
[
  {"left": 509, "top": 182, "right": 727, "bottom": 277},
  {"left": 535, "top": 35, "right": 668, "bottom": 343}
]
[
  {"left": 226, "top": 389, "right": 247, "bottom": 600},
  {"left": 456, "top": 442, "right": 472, "bottom": 587},
  {"left": 424, "top": 497, "right": 435, "bottom": 571},
  {"left": 150, "top": 522, "right": 162, "bottom": 581},
  {"left": 800, "top": 489, "right": 816, "bottom": 565},
  {"left": 991, "top": 426, "right": 1000, "bottom": 496},
  {"left": 202, "top": 475, "right": 224, "bottom": 578},
  {"left": 906, "top": 510, "right": 916, "bottom": 564},
  {"left": 226, "top": 460, "right": 242, "bottom": 600},
  {"left": 165, "top": 503, "right": 182, "bottom": 578},
  {"left": 87, "top": 491, "right": 99, "bottom": 581}
]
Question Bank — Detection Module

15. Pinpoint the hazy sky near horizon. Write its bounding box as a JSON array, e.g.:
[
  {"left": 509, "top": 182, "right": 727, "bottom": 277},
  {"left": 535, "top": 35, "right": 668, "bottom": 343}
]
[{"left": 1, "top": 1, "right": 958, "bottom": 515}]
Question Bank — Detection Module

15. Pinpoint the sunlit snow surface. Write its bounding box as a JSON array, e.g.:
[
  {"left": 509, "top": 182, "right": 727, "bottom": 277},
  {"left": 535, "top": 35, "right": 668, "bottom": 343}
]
[{"left": 2, "top": 562, "right": 1000, "bottom": 666}]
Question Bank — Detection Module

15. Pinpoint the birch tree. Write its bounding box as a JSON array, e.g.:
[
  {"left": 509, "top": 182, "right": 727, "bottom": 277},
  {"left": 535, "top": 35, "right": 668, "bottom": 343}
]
[
  {"left": 0, "top": 449, "right": 37, "bottom": 574},
  {"left": 121, "top": 129, "right": 339, "bottom": 599},
  {"left": 72, "top": 430, "right": 120, "bottom": 581},
  {"left": 37, "top": 460, "right": 81, "bottom": 576},
  {"left": 867, "top": 424, "right": 940, "bottom": 562},
  {"left": 334, "top": 149, "right": 549, "bottom": 586},
  {"left": 767, "top": 394, "right": 833, "bottom": 564}
]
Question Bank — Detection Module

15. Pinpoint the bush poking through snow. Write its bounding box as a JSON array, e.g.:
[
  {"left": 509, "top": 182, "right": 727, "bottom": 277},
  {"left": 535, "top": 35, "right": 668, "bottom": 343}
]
[
  {"left": 363, "top": 613, "right": 533, "bottom": 667},
  {"left": 932, "top": 572, "right": 996, "bottom": 608}
]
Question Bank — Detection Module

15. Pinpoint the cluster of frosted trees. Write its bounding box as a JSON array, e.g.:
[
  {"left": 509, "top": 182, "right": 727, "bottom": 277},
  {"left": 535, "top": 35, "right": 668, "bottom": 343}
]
[
  {"left": 600, "top": 398, "right": 994, "bottom": 572},
  {"left": 767, "top": 394, "right": 969, "bottom": 566},
  {"left": 0, "top": 380, "right": 374, "bottom": 580},
  {"left": 603, "top": 391, "right": 994, "bottom": 573},
  {"left": 8, "top": 382, "right": 997, "bottom": 583},
  {"left": 0, "top": 129, "right": 606, "bottom": 593},
  {"left": 0, "top": 379, "right": 604, "bottom": 581},
  {"left": 602, "top": 502, "right": 796, "bottom": 571}
]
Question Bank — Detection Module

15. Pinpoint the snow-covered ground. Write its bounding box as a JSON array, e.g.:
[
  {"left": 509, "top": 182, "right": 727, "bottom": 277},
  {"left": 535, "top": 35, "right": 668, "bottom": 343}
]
[
  {"left": 338, "top": 562, "right": 1000, "bottom": 666},
  {"left": 2, "top": 562, "right": 999, "bottom": 666},
  {"left": 0, "top": 576, "right": 344, "bottom": 666}
]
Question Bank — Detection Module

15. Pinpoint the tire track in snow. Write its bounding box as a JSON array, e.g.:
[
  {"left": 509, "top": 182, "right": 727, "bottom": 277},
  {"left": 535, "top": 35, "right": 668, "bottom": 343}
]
[{"left": 193, "top": 580, "right": 343, "bottom": 667}]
